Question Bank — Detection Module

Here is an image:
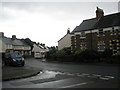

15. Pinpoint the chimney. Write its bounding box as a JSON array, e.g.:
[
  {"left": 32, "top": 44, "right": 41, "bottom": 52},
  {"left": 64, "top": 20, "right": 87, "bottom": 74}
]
[
  {"left": 0, "top": 32, "right": 4, "bottom": 38},
  {"left": 12, "top": 35, "right": 16, "bottom": 40},
  {"left": 96, "top": 7, "right": 104, "bottom": 19},
  {"left": 67, "top": 28, "right": 70, "bottom": 34}
]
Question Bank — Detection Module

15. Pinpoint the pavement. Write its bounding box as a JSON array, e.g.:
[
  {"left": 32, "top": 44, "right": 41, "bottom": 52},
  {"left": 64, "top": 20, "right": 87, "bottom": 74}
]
[{"left": 2, "top": 65, "right": 41, "bottom": 81}]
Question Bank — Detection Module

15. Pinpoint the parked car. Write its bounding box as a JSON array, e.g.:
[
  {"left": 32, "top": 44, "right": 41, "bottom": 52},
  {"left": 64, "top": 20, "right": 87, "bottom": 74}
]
[
  {"left": 4, "top": 51, "right": 25, "bottom": 66},
  {"left": 34, "top": 51, "right": 45, "bottom": 59}
]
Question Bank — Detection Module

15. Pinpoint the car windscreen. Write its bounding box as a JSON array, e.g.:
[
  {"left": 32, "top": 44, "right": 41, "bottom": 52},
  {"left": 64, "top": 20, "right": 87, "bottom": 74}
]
[{"left": 10, "top": 53, "right": 22, "bottom": 58}]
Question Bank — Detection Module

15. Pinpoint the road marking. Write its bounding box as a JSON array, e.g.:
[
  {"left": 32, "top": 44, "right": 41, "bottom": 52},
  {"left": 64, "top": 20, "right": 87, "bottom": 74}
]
[
  {"left": 44, "top": 70, "right": 116, "bottom": 81},
  {"left": 92, "top": 74, "right": 101, "bottom": 77},
  {"left": 77, "top": 74, "right": 85, "bottom": 77},
  {"left": 81, "top": 73, "right": 90, "bottom": 76},
  {"left": 66, "top": 73, "right": 74, "bottom": 76},
  {"left": 99, "top": 77, "right": 110, "bottom": 80},
  {"left": 104, "top": 76, "right": 115, "bottom": 79},
  {"left": 60, "top": 82, "right": 87, "bottom": 88}
]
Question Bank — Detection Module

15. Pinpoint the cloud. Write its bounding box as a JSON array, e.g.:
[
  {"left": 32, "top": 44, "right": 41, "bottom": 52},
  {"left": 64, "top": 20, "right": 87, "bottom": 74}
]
[{"left": 0, "top": 2, "right": 118, "bottom": 46}]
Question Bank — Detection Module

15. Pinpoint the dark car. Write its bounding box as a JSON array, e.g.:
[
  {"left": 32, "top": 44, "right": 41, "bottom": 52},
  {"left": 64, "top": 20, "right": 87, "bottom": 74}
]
[{"left": 4, "top": 52, "right": 25, "bottom": 66}]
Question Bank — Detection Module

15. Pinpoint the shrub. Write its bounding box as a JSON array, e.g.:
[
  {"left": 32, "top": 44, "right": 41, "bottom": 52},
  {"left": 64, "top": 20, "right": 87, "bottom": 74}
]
[
  {"left": 79, "top": 50, "right": 100, "bottom": 62},
  {"left": 102, "top": 49, "right": 113, "bottom": 58}
]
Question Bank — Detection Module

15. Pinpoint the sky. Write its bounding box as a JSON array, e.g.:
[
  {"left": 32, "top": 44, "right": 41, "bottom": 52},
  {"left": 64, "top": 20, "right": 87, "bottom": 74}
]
[{"left": 0, "top": 0, "right": 119, "bottom": 47}]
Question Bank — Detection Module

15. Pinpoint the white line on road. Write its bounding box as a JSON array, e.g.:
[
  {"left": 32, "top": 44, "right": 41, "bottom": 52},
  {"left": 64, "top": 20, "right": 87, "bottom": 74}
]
[
  {"left": 99, "top": 77, "right": 110, "bottom": 80},
  {"left": 60, "top": 82, "right": 87, "bottom": 88},
  {"left": 92, "top": 74, "right": 101, "bottom": 77},
  {"left": 66, "top": 73, "right": 75, "bottom": 76},
  {"left": 81, "top": 73, "right": 90, "bottom": 76},
  {"left": 104, "top": 76, "right": 115, "bottom": 79}
]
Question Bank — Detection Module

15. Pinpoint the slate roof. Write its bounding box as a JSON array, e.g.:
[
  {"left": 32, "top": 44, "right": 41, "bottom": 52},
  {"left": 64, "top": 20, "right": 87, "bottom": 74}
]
[
  {"left": 72, "top": 18, "right": 98, "bottom": 33},
  {"left": 2, "top": 37, "right": 30, "bottom": 46},
  {"left": 93, "top": 12, "right": 120, "bottom": 29},
  {"left": 71, "top": 12, "right": 120, "bottom": 33}
]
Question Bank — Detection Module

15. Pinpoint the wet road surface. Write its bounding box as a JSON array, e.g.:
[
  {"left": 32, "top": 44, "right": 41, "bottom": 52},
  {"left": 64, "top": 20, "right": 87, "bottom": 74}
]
[{"left": 2, "top": 58, "right": 120, "bottom": 89}]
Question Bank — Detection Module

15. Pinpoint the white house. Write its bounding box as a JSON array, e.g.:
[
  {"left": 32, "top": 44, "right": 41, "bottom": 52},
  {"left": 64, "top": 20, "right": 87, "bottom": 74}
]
[
  {"left": 32, "top": 43, "right": 49, "bottom": 52},
  {"left": 58, "top": 29, "right": 71, "bottom": 50},
  {"left": 0, "top": 32, "right": 31, "bottom": 56},
  {"left": 32, "top": 43, "right": 49, "bottom": 58}
]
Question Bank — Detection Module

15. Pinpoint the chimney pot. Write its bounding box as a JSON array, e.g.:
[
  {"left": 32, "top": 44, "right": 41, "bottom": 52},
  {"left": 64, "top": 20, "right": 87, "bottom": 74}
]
[
  {"left": 96, "top": 7, "right": 104, "bottom": 19},
  {"left": 12, "top": 35, "right": 16, "bottom": 40},
  {"left": 0, "top": 32, "right": 4, "bottom": 38}
]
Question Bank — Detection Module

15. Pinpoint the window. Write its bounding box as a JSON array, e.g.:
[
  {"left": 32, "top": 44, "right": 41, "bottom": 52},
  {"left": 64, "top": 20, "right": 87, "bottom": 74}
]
[
  {"left": 97, "top": 29, "right": 105, "bottom": 37},
  {"left": 99, "top": 29, "right": 103, "bottom": 34},
  {"left": 110, "top": 28, "right": 117, "bottom": 35},
  {"left": 110, "top": 40, "right": 120, "bottom": 54},
  {"left": 98, "top": 29, "right": 105, "bottom": 36},
  {"left": 80, "top": 42, "right": 86, "bottom": 50},
  {"left": 111, "top": 40, "right": 117, "bottom": 50},
  {"left": 81, "top": 31, "right": 86, "bottom": 37},
  {"left": 98, "top": 41, "right": 105, "bottom": 51}
]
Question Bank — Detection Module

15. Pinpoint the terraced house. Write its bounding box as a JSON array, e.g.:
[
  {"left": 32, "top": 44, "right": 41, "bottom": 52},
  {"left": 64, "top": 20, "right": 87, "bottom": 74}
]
[
  {"left": 58, "top": 7, "right": 120, "bottom": 54},
  {"left": 0, "top": 32, "right": 31, "bottom": 56}
]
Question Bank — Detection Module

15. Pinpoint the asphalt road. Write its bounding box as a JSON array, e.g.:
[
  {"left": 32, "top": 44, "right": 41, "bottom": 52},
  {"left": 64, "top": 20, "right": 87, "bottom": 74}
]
[{"left": 2, "top": 58, "right": 120, "bottom": 89}]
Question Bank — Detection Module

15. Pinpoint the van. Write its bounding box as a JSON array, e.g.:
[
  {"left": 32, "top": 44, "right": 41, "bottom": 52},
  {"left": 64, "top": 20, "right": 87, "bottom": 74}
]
[{"left": 34, "top": 51, "right": 45, "bottom": 59}]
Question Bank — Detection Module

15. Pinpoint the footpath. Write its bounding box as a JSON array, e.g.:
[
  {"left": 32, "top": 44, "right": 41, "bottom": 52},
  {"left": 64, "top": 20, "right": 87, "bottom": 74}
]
[{"left": 2, "top": 65, "right": 41, "bottom": 81}]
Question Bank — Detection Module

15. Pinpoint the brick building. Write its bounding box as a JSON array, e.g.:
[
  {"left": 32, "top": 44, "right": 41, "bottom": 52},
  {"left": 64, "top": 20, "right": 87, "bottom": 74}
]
[
  {"left": 58, "top": 7, "right": 120, "bottom": 54},
  {"left": 71, "top": 7, "right": 120, "bottom": 53}
]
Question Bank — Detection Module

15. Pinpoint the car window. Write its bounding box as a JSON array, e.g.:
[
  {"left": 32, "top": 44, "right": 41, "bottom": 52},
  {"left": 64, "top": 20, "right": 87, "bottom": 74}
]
[{"left": 11, "top": 52, "right": 22, "bottom": 58}]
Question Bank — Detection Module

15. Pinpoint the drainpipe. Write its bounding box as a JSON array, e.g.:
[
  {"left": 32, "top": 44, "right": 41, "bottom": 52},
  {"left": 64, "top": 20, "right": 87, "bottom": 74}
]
[{"left": 90, "top": 30, "right": 93, "bottom": 50}]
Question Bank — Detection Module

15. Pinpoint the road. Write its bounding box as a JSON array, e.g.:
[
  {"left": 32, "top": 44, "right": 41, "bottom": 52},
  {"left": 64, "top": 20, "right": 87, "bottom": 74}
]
[{"left": 2, "top": 58, "right": 120, "bottom": 89}]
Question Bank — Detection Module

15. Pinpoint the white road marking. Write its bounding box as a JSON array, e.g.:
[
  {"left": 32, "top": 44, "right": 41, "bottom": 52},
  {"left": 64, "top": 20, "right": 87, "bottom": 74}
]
[
  {"left": 104, "top": 76, "right": 115, "bottom": 79},
  {"left": 92, "top": 74, "right": 101, "bottom": 77},
  {"left": 60, "top": 82, "right": 87, "bottom": 88},
  {"left": 77, "top": 74, "right": 85, "bottom": 77},
  {"left": 99, "top": 77, "right": 110, "bottom": 80},
  {"left": 81, "top": 73, "right": 90, "bottom": 76},
  {"left": 67, "top": 73, "right": 75, "bottom": 76},
  {"left": 43, "top": 70, "right": 116, "bottom": 81}
]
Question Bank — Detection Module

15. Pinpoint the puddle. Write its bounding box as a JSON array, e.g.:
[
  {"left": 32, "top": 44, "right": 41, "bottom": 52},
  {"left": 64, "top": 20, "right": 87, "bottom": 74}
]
[
  {"left": 29, "top": 70, "right": 63, "bottom": 80},
  {"left": 42, "top": 70, "right": 62, "bottom": 77}
]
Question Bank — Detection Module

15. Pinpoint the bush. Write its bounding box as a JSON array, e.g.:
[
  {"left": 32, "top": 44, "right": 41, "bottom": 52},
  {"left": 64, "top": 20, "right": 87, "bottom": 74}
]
[
  {"left": 73, "top": 49, "right": 100, "bottom": 63},
  {"left": 110, "top": 52, "right": 120, "bottom": 64},
  {"left": 80, "top": 50, "right": 100, "bottom": 62},
  {"left": 102, "top": 49, "right": 113, "bottom": 58}
]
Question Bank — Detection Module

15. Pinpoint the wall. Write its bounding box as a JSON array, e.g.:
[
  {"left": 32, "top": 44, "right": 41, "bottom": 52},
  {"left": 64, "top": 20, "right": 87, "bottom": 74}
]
[
  {"left": 0, "top": 39, "right": 6, "bottom": 53},
  {"left": 58, "top": 34, "right": 71, "bottom": 50},
  {"left": 71, "top": 26, "right": 120, "bottom": 53},
  {"left": 32, "top": 44, "right": 43, "bottom": 52}
]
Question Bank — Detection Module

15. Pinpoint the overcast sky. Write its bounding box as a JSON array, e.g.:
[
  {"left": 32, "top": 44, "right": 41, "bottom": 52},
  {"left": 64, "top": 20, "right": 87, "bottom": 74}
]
[{"left": 0, "top": 0, "right": 119, "bottom": 46}]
